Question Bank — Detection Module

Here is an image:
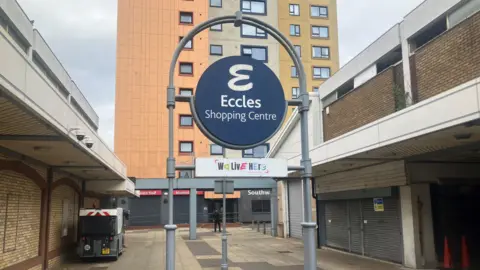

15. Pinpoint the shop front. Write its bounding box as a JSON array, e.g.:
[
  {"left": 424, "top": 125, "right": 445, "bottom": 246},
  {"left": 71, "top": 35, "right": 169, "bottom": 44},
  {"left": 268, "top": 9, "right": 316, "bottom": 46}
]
[
  {"left": 238, "top": 189, "right": 272, "bottom": 223},
  {"left": 317, "top": 187, "right": 403, "bottom": 263},
  {"left": 126, "top": 189, "right": 207, "bottom": 227}
]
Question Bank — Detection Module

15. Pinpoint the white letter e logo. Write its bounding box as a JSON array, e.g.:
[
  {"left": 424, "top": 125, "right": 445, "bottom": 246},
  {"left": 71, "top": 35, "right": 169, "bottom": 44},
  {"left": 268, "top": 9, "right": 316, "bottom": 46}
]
[{"left": 228, "top": 64, "right": 253, "bottom": 92}]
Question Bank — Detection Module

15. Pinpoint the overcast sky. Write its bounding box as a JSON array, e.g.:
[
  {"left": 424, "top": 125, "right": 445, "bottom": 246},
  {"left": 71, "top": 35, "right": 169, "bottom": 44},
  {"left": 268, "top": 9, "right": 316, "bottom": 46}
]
[{"left": 17, "top": 0, "right": 424, "bottom": 150}]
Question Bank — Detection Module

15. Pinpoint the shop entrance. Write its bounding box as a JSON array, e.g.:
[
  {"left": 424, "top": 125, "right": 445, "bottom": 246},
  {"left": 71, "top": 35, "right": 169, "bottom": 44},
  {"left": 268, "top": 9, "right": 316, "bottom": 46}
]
[
  {"left": 206, "top": 199, "right": 239, "bottom": 223},
  {"left": 431, "top": 182, "right": 480, "bottom": 268}
]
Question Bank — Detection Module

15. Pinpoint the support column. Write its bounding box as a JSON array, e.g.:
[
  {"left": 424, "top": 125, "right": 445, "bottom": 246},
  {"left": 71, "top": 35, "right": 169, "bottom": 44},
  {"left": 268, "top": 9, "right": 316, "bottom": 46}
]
[
  {"left": 189, "top": 188, "right": 197, "bottom": 240},
  {"left": 77, "top": 180, "right": 86, "bottom": 243},
  {"left": 270, "top": 187, "right": 278, "bottom": 237},
  {"left": 400, "top": 184, "right": 436, "bottom": 269},
  {"left": 400, "top": 24, "right": 415, "bottom": 106},
  {"left": 40, "top": 168, "right": 53, "bottom": 270},
  {"left": 80, "top": 180, "right": 85, "bottom": 207}
]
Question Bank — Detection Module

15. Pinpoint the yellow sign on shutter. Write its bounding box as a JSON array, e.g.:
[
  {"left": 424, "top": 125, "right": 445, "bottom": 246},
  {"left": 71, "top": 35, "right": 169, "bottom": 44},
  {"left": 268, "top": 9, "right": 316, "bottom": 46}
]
[{"left": 204, "top": 191, "right": 241, "bottom": 199}]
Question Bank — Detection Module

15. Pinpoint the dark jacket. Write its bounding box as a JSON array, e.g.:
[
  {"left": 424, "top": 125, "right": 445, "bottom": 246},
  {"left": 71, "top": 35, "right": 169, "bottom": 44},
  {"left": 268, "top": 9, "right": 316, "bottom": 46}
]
[{"left": 213, "top": 210, "right": 220, "bottom": 221}]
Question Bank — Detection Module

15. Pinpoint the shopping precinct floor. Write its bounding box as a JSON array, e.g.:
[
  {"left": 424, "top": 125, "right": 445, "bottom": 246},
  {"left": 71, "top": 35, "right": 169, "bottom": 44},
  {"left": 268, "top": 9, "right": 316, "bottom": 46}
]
[{"left": 57, "top": 227, "right": 407, "bottom": 270}]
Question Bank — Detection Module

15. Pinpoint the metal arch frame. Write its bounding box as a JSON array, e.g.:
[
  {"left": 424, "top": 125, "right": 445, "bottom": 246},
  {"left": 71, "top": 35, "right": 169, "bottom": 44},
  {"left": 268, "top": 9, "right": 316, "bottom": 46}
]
[{"left": 165, "top": 11, "right": 316, "bottom": 270}]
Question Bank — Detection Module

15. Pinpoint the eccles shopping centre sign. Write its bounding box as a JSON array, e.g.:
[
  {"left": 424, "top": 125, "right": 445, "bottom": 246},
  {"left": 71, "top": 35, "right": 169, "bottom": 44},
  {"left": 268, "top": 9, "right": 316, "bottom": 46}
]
[{"left": 194, "top": 56, "right": 286, "bottom": 148}]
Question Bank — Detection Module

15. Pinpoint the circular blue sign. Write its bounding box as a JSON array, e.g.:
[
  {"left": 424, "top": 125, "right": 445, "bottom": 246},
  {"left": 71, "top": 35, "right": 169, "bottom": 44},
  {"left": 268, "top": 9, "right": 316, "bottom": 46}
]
[{"left": 194, "top": 56, "right": 286, "bottom": 148}]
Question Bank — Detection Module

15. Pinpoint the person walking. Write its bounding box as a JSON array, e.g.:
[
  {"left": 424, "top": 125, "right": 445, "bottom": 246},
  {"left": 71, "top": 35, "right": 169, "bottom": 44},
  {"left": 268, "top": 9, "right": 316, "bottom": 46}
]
[{"left": 213, "top": 209, "right": 221, "bottom": 233}]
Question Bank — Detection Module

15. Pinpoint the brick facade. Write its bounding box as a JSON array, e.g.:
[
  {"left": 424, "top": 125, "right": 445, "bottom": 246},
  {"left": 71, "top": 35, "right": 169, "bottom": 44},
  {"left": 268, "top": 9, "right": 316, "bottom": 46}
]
[
  {"left": 323, "top": 66, "right": 398, "bottom": 141},
  {"left": 0, "top": 155, "right": 87, "bottom": 270},
  {"left": 0, "top": 169, "right": 42, "bottom": 269},
  {"left": 414, "top": 11, "right": 480, "bottom": 101},
  {"left": 47, "top": 182, "right": 79, "bottom": 269}
]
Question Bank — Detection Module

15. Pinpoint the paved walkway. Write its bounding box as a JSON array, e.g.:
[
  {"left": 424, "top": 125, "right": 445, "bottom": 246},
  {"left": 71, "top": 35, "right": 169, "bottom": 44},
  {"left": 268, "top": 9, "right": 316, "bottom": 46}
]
[{"left": 58, "top": 227, "right": 407, "bottom": 270}]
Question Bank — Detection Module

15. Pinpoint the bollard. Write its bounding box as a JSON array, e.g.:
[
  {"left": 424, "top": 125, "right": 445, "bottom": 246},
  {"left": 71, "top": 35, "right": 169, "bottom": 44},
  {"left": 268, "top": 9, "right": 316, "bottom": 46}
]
[
  {"left": 257, "top": 221, "right": 260, "bottom": 232},
  {"left": 252, "top": 220, "right": 255, "bottom": 230},
  {"left": 263, "top": 222, "right": 266, "bottom": 235}
]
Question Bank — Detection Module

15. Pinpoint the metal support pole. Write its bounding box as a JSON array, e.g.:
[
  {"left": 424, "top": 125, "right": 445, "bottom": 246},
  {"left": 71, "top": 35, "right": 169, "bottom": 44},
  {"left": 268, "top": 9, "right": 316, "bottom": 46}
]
[
  {"left": 263, "top": 222, "right": 266, "bottom": 234},
  {"left": 257, "top": 221, "right": 260, "bottom": 232},
  {"left": 221, "top": 180, "right": 228, "bottom": 269},
  {"left": 189, "top": 188, "right": 197, "bottom": 240},
  {"left": 300, "top": 100, "right": 317, "bottom": 270},
  {"left": 270, "top": 187, "right": 278, "bottom": 237},
  {"left": 165, "top": 85, "right": 177, "bottom": 269}
]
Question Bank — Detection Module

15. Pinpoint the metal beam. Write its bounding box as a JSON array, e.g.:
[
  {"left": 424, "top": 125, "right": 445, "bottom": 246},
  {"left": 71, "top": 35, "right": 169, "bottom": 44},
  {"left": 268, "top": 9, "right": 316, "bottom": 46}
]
[
  {"left": 287, "top": 99, "right": 302, "bottom": 106},
  {"left": 175, "top": 95, "right": 191, "bottom": 102},
  {"left": 134, "top": 178, "right": 277, "bottom": 190},
  {"left": 176, "top": 165, "right": 195, "bottom": 170},
  {"left": 0, "top": 134, "right": 63, "bottom": 141}
]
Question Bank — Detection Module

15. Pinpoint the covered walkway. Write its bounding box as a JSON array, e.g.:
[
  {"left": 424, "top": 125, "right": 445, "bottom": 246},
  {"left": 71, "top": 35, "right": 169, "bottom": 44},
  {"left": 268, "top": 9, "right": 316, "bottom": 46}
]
[{"left": 0, "top": 1, "right": 137, "bottom": 270}]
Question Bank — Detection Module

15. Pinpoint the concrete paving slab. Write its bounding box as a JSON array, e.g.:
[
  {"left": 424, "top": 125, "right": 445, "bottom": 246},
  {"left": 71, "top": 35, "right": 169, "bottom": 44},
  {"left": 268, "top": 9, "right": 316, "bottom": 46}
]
[
  {"left": 185, "top": 241, "right": 221, "bottom": 256},
  {"left": 58, "top": 227, "right": 407, "bottom": 270}
]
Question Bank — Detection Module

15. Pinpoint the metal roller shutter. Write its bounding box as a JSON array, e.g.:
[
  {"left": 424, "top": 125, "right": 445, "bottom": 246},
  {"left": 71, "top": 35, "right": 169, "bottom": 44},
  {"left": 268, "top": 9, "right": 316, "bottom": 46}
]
[
  {"left": 349, "top": 200, "right": 363, "bottom": 254},
  {"left": 362, "top": 197, "right": 403, "bottom": 263},
  {"left": 129, "top": 197, "right": 162, "bottom": 226},
  {"left": 288, "top": 180, "right": 303, "bottom": 239},
  {"left": 325, "top": 201, "right": 349, "bottom": 250},
  {"left": 174, "top": 196, "right": 190, "bottom": 224}
]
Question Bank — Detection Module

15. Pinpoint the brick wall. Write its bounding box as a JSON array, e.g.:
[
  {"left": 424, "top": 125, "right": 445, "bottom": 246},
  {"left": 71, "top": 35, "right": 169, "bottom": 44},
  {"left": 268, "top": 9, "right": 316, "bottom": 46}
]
[
  {"left": 414, "top": 11, "right": 480, "bottom": 101},
  {"left": 47, "top": 184, "right": 79, "bottom": 269},
  {"left": 323, "top": 67, "right": 397, "bottom": 141},
  {"left": 48, "top": 185, "right": 78, "bottom": 251},
  {"left": 0, "top": 170, "right": 41, "bottom": 269}
]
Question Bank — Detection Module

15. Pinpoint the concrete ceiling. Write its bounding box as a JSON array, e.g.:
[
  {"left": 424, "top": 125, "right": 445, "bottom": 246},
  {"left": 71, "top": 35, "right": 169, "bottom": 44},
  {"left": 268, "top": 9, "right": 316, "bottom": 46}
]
[
  {"left": 0, "top": 94, "right": 123, "bottom": 181},
  {"left": 310, "top": 121, "right": 480, "bottom": 177}
]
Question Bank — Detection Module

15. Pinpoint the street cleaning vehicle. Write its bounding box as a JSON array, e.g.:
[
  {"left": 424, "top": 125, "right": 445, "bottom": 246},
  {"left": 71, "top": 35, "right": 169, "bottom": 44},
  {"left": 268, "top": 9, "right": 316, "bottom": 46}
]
[{"left": 78, "top": 208, "right": 128, "bottom": 260}]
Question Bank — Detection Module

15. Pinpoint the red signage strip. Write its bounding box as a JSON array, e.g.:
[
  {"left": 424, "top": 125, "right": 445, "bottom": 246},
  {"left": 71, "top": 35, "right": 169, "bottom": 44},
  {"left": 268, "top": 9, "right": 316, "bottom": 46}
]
[
  {"left": 138, "top": 190, "right": 162, "bottom": 196},
  {"left": 172, "top": 190, "right": 205, "bottom": 196},
  {"left": 173, "top": 190, "right": 190, "bottom": 196},
  {"left": 138, "top": 190, "right": 204, "bottom": 196}
]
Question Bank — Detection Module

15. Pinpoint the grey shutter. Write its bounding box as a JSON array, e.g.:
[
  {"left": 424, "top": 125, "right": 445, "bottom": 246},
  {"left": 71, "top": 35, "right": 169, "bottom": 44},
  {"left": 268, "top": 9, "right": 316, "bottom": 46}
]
[
  {"left": 362, "top": 197, "right": 403, "bottom": 263},
  {"left": 288, "top": 180, "right": 303, "bottom": 239},
  {"left": 349, "top": 200, "right": 363, "bottom": 254},
  {"left": 129, "top": 196, "right": 162, "bottom": 226},
  {"left": 174, "top": 196, "right": 190, "bottom": 224},
  {"left": 325, "top": 201, "right": 349, "bottom": 250}
]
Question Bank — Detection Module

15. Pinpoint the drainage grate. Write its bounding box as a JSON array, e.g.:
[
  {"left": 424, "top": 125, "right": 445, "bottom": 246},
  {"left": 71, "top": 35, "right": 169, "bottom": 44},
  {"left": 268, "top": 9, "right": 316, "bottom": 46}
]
[
  {"left": 277, "top": 251, "right": 292, "bottom": 254},
  {"left": 90, "top": 267, "right": 109, "bottom": 270}
]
